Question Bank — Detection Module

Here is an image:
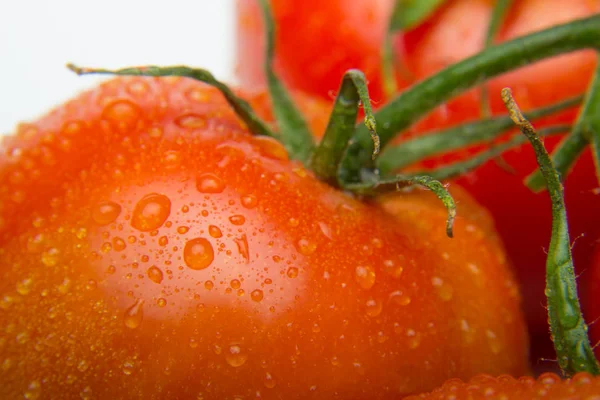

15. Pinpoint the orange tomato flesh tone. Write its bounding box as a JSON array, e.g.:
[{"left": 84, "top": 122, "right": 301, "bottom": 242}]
[{"left": 0, "top": 77, "right": 527, "bottom": 399}]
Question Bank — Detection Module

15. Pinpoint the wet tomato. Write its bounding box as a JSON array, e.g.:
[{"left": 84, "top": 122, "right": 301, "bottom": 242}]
[
  {"left": 405, "top": 372, "right": 600, "bottom": 399},
  {"left": 235, "top": 0, "right": 600, "bottom": 360},
  {"left": 0, "top": 77, "right": 528, "bottom": 398}
]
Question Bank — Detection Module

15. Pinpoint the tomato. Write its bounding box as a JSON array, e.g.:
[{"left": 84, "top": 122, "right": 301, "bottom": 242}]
[
  {"left": 584, "top": 239, "right": 600, "bottom": 359},
  {"left": 235, "top": 0, "right": 600, "bottom": 361},
  {"left": 404, "top": 372, "right": 600, "bottom": 399},
  {"left": 0, "top": 76, "right": 528, "bottom": 398},
  {"left": 236, "top": 0, "right": 407, "bottom": 103}
]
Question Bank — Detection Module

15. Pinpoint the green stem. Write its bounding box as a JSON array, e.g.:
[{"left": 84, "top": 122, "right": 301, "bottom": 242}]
[
  {"left": 257, "top": 0, "right": 315, "bottom": 164},
  {"left": 502, "top": 88, "right": 600, "bottom": 377},
  {"left": 404, "top": 125, "right": 570, "bottom": 181},
  {"left": 479, "top": 0, "right": 513, "bottom": 117},
  {"left": 66, "top": 64, "right": 275, "bottom": 139},
  {"left": 526, "top": 56, "right": 600, "bottom": 191},
  {"left": 340, "top": 15, "right": 600, "bottom": 184},
  {"left": 345, "top": 175, "right": 456, "bottom": 238},
  {"left": 310, "top": 70, "right": 379, "bottom": 184},
  {"left": 378, "top": 95, "right": 582, "bottom": 173}
]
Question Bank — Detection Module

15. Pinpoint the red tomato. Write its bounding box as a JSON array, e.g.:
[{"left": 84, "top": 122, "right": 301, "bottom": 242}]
[
  {"left": 584, "top": 239, "right": 600, "bottom": 358},
  {"left": 0, "top": 77, "right": 528, "bottom": 398},
  {"left": 236, "top": 0, "right": 407, "bottom": 103},
  {"left": 235, "top": 0, "right": 600, "bottom": 361},
  {"left": 404, "top": 372, "right": 600, "bottom": 399}
]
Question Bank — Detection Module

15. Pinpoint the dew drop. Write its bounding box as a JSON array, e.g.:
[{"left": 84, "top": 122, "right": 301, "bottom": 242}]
[
  {"left": 389, "top": 290, "right": 411, "bottom": 306},
  {"left": 102, "top": 100, "right": 141, "bottom": 132},
  {"left": 23, "top": 380, "right": 41, "bottom": 400},
  {"left": 406, "top": 329, "right": 421, "bottom": 349},
  {"left": 147, "top": 266, "right": 164, "bottom": 284},
  {"left": 208, "top": 225, "right": 222, "bottom": 238},
  {"left": 355, "top": 266, "right": 376, "bottom": 290},
  {"left": 27, "top": 234, "right": 45, "bottom": 253},
  {"left": 286, "top": 267, "right": 299, "bottom": 279},
  {"left": 196, "top": 173, "right": 226, "bottom": 194},
  {"left": 204, "top": 280, "right": 214, "bottom": 290},
  {"left": 158, "top": 236, "right": 169, "bottom": 247},
  {"left": 16, "top": 278, "right": 33, "bottom": 295},
  {"left": 177, "top": 226, "right": 190, "bottom": 234},
  {"left": 234, "top": 235, "right": 249, "bottom": 263},
  {"left": 157, "top": 298, "right": 167, "bottom": 307},
  {"left": 264, "top": 372, "right": 276, "bottom": 388},
  {"left": 365, "top": 298, "right": 383, "bottom": 317},
  {"left": 241, "top": 194, "right": 258, "bottom": 209},
  {"left": 41, "top": 248, "right": 60, "bottom": 267},
  {"left": 460, "top": 319, "right": 476, "bottom": 344},
  {"left": 225, "top": 344, "right": 248, "bottom": 367},
  {"left": 431, "top": 277, "right": 454, "bottom": 301},
  {"left": 250, "top": 289, "right": 264, "bottom": 302},
  {"left": 229, "top": 215, "right": 246, "bottom": 226},
  {"left": 486, "top": 330, "right": 502, "bottom": 354},
  {"left": 122, "top": 360, "right": 135, "bottom": 375},
  {"left": 80, "top": 386, "right": 93, "bottom": 400},
  {"left": 230, "top": 279, "right": 241, "bottom": 289},
  {"left": 184, "top": 238, "right": 215, "bottom": 270},
  {"left": 123, "top": 299, "right": 144, "bottom": 329},
  {"left": 176, "top": 113, "right": 206, "bottom": 129},
  {"left": 112, "top": 236, "right": 127, "bottom": 252},
  {"left": 252, "top": 136, "right": 289, "bottom": 160},
  {"left": 131, "top": 193, "right": 171, "bottom": 232},
  {"left": 92, "top": 201, "right": 122, "bottom": 226},
  {"left": 162, "top": 150, "right": 182, "bottom": 169},
  {"left": 296, "top": 238, "right": 316, "bottom": 255}
]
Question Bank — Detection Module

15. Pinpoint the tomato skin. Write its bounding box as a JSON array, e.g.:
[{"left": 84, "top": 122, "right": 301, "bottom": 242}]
[
  {"left": 0, "top": 77, "right": 527, "bottom": 398},
  {"left": 236, "top": 0, "right": 407, "bottom": 103},
  {"left": 235, "top": 0, "right": 600, "bottom": 361},
  {"left": 404, "top": 372, "right": 600, "bottom": 399}
]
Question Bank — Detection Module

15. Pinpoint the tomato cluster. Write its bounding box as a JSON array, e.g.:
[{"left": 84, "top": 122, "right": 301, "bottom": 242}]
[
  {"left": 2, "top": 0, "right": 600, "bottom": 398},
  {"left": 236, "top": 0, "right": 600, "bottom": 362}
]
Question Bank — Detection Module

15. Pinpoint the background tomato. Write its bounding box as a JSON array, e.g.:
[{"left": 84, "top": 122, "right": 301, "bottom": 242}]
[
  {"left": 404, "top": 372, "right": 600, "bottom": 400},
  {"left": 235, "top": 0, "right": 600, "bottom": 363},
  {"left": 0, "top": 76, "right": 528, "bottom": 398}
]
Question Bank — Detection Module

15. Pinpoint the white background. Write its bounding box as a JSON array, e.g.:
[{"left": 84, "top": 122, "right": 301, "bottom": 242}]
[{"left": 0, "top": 0, "right": 235, "bottom": 134}]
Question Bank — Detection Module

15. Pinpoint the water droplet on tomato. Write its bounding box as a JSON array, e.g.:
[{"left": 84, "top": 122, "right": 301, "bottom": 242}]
[
  {"left": 16, "top": 278, "right": 33, "bottom": 295},
  {"left": 204, "top": 280, "right": 214, "bottom": 290},
  {"left": 175, "top": 113, "right": 206, "bottom": 129},
  {"left": 250, "top": 289, "right": 264, "bottom": 302},
  {"left": 389, "top": 290, "right": 411, "bottom": 306},
  {"left": 177, "top": 226, "right": 190, "bottom": 234},
  {"left": 123, "top": 299, "right": 144, "bottom": 329},
  {"left": 208, "top": 225, "right": 222, "bottom": 238},
  {"left": 252, "top": 136, "right": 288, "bottom": 160},
  {"left": 156, "top": 298, "right": 167, "bottom": 307},
  {"left": 240, "top": 194, "right": 258, "bottom": 209},
  {"left": 131, "top": 193, "right": 171, "bottom": 232},
  {"left": 79, "top": 386, "right": 93, "bottom": 400},
  {"left": 23, "top": 380, "right": 41, "bottom": 400},
  {"left": 26, "top": 234, "right": 45, "bottom": 253},
  {"left": 122, "top": 360, "right": 136, "bottom": 375},
  {"left": 147, "top": 266, "right": 164, "bottom": 284},
  {"left": 406, "top": 329, "right": 421, "bottom": 349},
  {"left": 102, "top": 100, "right": 141, "bottom": 132},
  {"left": 355, "top": 266, "right": 376, "bottom": 290},
  {"left": 162, "top": 150, "right": 182, "bottom": 169},
  {"left": 234, "top": 235, "right": 249, "bottom": 262},
  {"left": 41, "top": 248, "right": 60, "bottom": 267},
  {"left": 486, "top": 330, "right": 502, "bottom": 354},
  {"left": 91, "top": 201, "right": 122, "bottom": 226},
  {"left": 184, "top": 238, "right": 214, "bottom": 270},
  {"left": 460, "top": 319, "right": 476, "bottom": 344},
  {"left": 230, "top": 279, "right": 241, "bottom": 289},
  {"left": 112, "top": 236, "right": 127, "bottom": 252},
  {"left": 263, "top": 372, "right": 276, "bottom": 388},
  {"left": 196, "top": 173, "right": 225, "bottom": 194},
  {"left": 225, "top": 344, "right": 248, "bottom": 367},
  {"left": 286, "top": 267, "right": 299, "bottom": 279},
  {"left": 296, "top": 238, "right": 316, "bottom": 255},
  {"left": 431, "top": 277, "right": 453, "bottom": 301},
  {"left": 229, "top": 215, "right": 245, "bottom": 226},
  {"left": 158, "top": 236, "right": 169, "bottom": 246},
  {"left": 365, "top": 298, "right": 383, "bottom": 317}
]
